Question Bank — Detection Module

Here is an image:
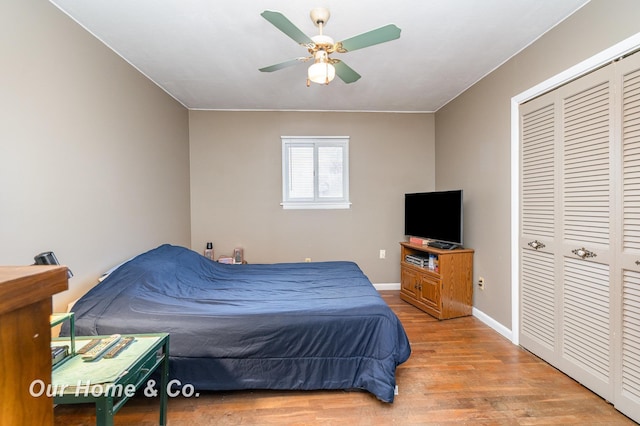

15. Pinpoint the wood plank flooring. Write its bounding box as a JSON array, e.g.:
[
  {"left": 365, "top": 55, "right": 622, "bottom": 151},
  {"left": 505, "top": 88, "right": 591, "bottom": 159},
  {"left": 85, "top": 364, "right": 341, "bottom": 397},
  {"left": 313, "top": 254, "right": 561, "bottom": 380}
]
[{"left": 54, "top": 291, "right": 634, "bottom": 425}]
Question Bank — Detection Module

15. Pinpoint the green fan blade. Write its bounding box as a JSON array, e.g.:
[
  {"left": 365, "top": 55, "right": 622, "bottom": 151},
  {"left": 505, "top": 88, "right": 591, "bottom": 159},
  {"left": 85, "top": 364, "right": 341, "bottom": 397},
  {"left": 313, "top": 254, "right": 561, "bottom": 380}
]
[
  {"left": 261, "top": 11, "right": 313, "bottom": 45},
  {"left": 259, "top": 58, "right": 305, "bottom": 73},
  {"left": 339, "top": 24, "right": 401, "bottom": 52},
  {"left": 334, "top": 61, "right": 361, "bottom": 84}
]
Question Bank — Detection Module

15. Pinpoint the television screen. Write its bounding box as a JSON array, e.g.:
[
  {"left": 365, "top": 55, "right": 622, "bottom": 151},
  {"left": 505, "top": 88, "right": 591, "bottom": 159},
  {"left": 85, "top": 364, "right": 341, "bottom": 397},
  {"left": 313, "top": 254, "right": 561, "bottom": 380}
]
[{"left": 404, "top": 190, "right": 463, "bottom": 247}]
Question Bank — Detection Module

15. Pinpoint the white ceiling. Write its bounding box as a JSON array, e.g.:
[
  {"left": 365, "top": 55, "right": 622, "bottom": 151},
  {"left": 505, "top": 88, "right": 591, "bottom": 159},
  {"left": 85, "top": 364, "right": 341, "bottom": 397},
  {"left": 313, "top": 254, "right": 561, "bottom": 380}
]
[{"left": 49, "top": 0, "right": 590, "bottom": 112}]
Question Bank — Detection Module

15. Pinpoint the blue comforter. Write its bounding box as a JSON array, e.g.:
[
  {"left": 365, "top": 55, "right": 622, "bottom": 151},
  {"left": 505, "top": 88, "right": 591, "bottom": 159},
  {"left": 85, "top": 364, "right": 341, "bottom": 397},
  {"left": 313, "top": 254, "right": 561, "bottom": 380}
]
[{"left": 65, "top": 244, "right": 411, "bottom": 402}]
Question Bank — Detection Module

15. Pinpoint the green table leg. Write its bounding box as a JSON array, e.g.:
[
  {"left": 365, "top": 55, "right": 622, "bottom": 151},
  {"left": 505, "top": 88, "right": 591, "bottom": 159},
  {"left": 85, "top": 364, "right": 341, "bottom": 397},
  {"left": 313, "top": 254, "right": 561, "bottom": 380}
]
[
  {"left": 70, "top": 313, "right": 75, "bottom": 355},
  {"left": 95, "top": 396, "right": 115, "bottom": 426},
  {"left": 159, "top": 336, "right": 170, "bottom": 426}
]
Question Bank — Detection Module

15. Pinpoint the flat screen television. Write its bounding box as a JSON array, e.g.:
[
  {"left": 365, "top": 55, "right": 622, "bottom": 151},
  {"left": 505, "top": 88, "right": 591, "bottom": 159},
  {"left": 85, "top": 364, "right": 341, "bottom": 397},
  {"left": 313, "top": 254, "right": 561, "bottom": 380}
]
[{"left": 404, "top": 190, "right": 463, "bottom": 248}]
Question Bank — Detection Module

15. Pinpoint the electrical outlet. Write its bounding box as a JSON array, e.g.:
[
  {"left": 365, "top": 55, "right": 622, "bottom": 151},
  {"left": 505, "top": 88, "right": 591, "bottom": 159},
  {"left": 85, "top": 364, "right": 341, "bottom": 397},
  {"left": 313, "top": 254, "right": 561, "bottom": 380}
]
[
  {"left": 304, "top": 257, "right": 312, "bottom": 263},
  {"left": 379, "top": 249, "right": 386, "bottom": 259},
  {"left": 478, "top": 277, "right": 485, "bottom": 290}
]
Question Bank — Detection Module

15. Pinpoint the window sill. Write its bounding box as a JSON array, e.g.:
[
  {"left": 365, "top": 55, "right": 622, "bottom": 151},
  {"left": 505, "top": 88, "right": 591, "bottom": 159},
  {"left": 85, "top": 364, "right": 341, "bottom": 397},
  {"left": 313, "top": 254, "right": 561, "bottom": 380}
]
[{"left": 281, "top": 202, "right": 352, "bottom": 210}]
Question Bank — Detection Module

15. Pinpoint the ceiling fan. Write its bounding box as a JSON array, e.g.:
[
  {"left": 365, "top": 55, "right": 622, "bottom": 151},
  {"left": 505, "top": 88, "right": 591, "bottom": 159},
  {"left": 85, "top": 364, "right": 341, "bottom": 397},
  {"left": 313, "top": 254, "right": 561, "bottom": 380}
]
[{"left": 259, "top": 8, "right": 401, "bottom": 86}]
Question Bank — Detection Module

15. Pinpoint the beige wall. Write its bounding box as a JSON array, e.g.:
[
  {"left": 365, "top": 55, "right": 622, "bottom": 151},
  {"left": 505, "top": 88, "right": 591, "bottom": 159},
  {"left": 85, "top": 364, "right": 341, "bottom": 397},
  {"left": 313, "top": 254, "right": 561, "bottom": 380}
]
[
  {"left": 189, "top": 111, "right": 434, "bottom": 283},
  {"left": 435, "top": 0, "right": 640, "bottom": 328},
  {"left": 0, "top": 0, "right": 191, "bottom": 310}
]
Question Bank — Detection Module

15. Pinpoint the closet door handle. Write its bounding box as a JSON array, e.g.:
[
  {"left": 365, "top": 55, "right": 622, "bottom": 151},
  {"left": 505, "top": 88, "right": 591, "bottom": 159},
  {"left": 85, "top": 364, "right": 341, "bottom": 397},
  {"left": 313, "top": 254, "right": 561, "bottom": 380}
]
[
  {"left": 528, "top": 240, "right": 545, "bottom": 250},
  {"left": 572, "top": 247, "right": 597, "bottom": 259}
]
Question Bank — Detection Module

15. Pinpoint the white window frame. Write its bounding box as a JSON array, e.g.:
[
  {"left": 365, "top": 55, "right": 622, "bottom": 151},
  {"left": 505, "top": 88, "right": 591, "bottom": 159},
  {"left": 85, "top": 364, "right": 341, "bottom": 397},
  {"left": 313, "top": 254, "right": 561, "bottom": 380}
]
[{"left": 281, "top": 136, "right": 351, "bottom": 210}]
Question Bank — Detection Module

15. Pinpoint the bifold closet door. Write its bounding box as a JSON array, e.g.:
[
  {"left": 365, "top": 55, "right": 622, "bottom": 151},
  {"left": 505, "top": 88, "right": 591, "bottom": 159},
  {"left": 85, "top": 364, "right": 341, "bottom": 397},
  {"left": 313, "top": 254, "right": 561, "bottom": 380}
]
[
  {"left": 556, "top": 64, "right": 615, "bottom": 402},
  {"left": 519, "top": 94, "right": 559, "bottom": 364},
  {"left": 520, "top": 63, "right": 615, "bottom": 402},
  {"left": 521, "top": 51, "right": 640, "bottom": 422},
  {"left": 614, "top": 51, "right": 640, "bottom": 422}
]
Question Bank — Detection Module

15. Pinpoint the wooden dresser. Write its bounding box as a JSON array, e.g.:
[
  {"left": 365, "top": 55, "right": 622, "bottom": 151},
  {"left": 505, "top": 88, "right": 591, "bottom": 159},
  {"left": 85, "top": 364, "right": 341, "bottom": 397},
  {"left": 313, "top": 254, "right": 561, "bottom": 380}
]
[{"left": 0, "top": 266, "right": 68, "bottom": 425}]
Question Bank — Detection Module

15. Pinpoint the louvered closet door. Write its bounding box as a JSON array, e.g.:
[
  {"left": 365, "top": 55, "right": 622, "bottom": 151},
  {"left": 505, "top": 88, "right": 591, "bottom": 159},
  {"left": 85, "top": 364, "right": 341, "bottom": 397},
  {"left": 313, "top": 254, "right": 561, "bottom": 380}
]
[
  {"left": 519, "top": 63, "right": 616, "bottom": 402},
  {"left": 519, "top": 94, "right": 559, "bottom": 362},
  {"left": 556, "top": 65, "right": 615, "bottom": 401},
  {"left": 520, "top": 52, "right": 640, "bottom": 422},
  {"left": 614, "top": 52, "right": 640, "bottom": 421}
]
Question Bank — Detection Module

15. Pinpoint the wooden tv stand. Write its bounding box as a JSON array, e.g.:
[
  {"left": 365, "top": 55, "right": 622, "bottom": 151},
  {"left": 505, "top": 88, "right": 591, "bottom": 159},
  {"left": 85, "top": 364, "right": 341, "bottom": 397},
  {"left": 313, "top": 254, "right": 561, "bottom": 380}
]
[{"left": 400, "top": 242, "right": 474, "bottom": 320}]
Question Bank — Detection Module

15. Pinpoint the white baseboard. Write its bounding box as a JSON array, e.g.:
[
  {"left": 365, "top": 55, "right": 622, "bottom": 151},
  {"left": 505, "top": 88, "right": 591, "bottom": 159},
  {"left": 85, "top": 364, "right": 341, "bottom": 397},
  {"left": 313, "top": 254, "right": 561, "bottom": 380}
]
[
  {"left": 374, "top": 282, "right": 401, "bottom": 291},
  {"left": 377, "top": 284, "right": 515, "bottom": 344},
  {"left": 472, "top": 307, "right": 514, "bottom": 342}
]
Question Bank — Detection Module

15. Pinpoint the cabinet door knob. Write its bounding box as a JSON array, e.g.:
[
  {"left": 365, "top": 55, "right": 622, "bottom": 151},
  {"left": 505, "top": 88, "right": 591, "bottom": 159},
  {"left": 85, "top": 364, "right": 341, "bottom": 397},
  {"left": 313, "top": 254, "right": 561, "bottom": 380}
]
[{"left": 635, "top": 260, "right": 640, "bottom": 266}]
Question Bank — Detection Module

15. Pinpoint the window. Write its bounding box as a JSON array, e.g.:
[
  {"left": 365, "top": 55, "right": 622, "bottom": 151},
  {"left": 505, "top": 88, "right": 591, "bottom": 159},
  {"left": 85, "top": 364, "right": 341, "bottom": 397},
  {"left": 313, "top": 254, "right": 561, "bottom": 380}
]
[{"left": 281, "top": 136, "right": 350, "bottom": 209}]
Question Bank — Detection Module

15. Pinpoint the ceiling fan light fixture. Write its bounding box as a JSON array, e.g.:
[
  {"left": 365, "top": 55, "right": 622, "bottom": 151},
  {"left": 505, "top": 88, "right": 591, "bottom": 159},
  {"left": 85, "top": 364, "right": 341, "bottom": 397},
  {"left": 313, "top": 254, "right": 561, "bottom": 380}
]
[
  {"left": 308, "top": 50, "right": 335, "bottom": 85},
  {"left": 308, "top": 61, "right": 335, "bottom": 85}
]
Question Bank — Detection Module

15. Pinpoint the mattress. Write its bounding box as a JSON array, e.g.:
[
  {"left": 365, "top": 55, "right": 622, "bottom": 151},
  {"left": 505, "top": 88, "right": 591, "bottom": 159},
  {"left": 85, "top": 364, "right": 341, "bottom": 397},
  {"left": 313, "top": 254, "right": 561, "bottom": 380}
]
[{"left": 63, "top": 244, "right": 411, "bottom": 402}]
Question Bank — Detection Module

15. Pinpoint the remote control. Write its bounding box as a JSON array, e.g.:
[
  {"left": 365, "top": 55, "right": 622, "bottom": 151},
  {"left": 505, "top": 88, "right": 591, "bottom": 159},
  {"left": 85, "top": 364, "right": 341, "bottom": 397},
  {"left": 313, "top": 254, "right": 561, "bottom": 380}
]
[
  {"left": 103, "top": 337, "right": 135, "bottom": 359},
  {"left": 76, "top": 338, "right": 102, "bottom": 354},
  {"left": 81, "top": 334, "right": 121, "bottom": 361}
]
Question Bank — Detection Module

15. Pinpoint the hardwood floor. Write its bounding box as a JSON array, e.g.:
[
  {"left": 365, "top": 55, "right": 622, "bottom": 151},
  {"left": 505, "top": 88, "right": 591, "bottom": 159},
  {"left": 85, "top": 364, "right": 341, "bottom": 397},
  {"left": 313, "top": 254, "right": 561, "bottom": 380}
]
[{"left": 54, "top": 291, "right": 634, "bottom": 425}]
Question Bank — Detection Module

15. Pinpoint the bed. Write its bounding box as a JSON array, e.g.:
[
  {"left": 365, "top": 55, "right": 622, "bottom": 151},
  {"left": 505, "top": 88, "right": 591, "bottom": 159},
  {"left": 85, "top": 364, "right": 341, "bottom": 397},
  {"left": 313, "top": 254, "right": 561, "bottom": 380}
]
[{"left": 62, "top": 244, "right": 411, "bottom": 402}]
